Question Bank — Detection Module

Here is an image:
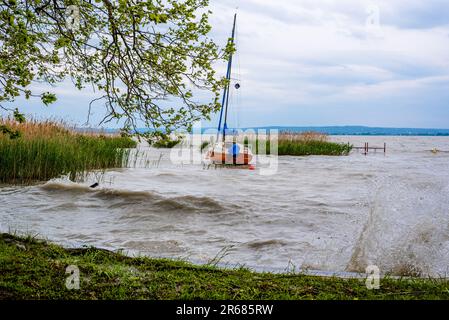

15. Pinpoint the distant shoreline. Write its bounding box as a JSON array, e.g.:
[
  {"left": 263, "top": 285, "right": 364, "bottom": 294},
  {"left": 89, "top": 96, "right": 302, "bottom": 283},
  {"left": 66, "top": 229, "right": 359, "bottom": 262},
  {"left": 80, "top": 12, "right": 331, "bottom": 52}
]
[{"left": 77, "top": 126, "right": 449, "bottom": 137}]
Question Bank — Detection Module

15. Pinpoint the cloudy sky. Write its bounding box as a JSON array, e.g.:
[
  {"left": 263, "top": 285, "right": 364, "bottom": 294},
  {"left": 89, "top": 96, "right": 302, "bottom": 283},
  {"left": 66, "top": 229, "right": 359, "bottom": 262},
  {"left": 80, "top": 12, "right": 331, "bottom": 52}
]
[{"left": 4, "top": 0, "right": 449, "bottom": 128}]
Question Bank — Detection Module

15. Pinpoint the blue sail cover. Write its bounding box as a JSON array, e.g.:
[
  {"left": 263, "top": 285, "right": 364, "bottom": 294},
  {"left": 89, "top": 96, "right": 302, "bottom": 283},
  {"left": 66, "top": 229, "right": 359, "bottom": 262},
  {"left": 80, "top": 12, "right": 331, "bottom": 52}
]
[{"left": 228, "top": 143, "right": 240, "bottom": 156}]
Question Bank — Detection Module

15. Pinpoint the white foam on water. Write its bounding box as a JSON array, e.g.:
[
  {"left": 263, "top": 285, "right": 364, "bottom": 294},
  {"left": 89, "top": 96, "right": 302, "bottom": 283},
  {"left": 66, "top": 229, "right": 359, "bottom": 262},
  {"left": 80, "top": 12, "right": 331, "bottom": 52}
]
[{"left": 348, "top": 173, "right": 449, "bottom": 277}]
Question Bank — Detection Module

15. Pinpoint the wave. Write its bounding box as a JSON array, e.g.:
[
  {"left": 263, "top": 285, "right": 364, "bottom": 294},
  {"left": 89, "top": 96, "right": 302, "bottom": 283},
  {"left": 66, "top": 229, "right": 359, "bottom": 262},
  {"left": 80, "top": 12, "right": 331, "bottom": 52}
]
[
  {"left": 347, "top": 175, "right": 449, "bottom": 277},
  {"left": 40, "top": 181, "right": 226, "bottom": 213},
  {"left": 154, "top": 195, "right": 225, "bottom": 212},
  {"left": 246, "top": 239, "right": 288, "bottom": 249},
  {"left": 41, "top": 181, "right": 93, "bottom": 193}
]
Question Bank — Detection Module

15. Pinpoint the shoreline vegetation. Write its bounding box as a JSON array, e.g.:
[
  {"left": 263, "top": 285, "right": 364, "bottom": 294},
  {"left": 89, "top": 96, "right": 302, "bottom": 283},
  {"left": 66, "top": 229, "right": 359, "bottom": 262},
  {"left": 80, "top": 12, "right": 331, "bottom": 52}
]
[
  {"left": 201, "top": 131, "right": 353, "bottom": 156},
  {"left": 151, "top": 137, "right": 182, "bottom": 149},
  {"left": 255, "top": 131, "right": 352, "bottom": 156},
  {"left": 1, "top": 233, "right": 448, "bottom": 300},
  {"left": 0, "top": 119, "right": 351, "bottom": 181},
  {"left": 0, "top": 119, "right": 137, "bottom": 184}
]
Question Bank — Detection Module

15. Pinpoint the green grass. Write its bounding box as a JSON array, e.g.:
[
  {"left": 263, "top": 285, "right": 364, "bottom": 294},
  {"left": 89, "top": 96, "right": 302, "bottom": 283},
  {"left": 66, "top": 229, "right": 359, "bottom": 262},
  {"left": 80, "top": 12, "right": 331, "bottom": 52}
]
[
  {"left": 244, "top": 139, "right": 352, "bottom": 156},
  {"left": 152, "top": 138, "right": 181, "bottom": 149},
  {"left": 250, "top": 140, "right": 352, "bottom": 156},
  {"left": 1, "top": 233, "right": 448, "bottom": 300},
  {"left": 201, "top": 139, "right": 352, "bottom": 156},
  {"left": 202, "top": 132, "right": 352, "bottom": 156},
  {"left": 279, "top": 140, "right": 352, "bottom": 156},
  {"left": 0, "top": 120, "right": 137, "bottom": 184}
]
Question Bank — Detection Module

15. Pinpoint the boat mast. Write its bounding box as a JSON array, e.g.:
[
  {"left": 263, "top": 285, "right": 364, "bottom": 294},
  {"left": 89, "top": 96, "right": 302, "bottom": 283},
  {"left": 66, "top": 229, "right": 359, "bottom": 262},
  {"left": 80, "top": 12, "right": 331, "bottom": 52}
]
[{"left": 216, "top": 13, "right": 237, "bottom": 143}]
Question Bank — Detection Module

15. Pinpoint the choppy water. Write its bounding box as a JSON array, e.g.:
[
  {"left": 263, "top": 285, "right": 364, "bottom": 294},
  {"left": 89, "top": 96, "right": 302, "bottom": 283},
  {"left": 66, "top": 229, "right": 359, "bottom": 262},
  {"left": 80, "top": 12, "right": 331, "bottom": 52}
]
[{"left": 1, "top": 136, "right": 449, "bottom": 277}]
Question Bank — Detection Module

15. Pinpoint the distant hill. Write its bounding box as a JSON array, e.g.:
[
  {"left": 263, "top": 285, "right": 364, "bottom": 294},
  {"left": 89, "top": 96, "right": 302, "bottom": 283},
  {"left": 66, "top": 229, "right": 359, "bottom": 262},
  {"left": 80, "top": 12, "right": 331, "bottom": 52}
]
[
  {"left": 80, "top": 126, "right": 449, "bottom": 136},
  {"left": 236, "top": 126, "right": 449, "bottom": 136}
]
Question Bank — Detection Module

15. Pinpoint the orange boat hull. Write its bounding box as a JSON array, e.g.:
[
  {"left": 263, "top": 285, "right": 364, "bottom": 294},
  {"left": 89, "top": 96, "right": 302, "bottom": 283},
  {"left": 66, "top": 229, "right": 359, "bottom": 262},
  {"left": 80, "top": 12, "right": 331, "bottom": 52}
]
[{"left": 207, "top": 151, "right": 253, "bottom": 165}]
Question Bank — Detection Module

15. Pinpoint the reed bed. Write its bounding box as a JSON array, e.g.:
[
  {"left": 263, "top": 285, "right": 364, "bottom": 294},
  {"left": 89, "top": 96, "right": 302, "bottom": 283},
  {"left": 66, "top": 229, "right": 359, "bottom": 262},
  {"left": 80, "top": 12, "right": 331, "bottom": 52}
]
[
  {"left": 0, "top": 119, "right": 137, "bottom": 184},
  {"left": 244, "top": 131, "right": 352, "bottom": 156}
]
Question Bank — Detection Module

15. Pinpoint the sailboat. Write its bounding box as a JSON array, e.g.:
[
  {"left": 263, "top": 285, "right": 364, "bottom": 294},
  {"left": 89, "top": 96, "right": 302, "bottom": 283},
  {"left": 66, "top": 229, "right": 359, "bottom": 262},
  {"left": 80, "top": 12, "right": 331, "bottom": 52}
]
[{"left": 205, "top": 14, "right": 254, "bottom": 166}]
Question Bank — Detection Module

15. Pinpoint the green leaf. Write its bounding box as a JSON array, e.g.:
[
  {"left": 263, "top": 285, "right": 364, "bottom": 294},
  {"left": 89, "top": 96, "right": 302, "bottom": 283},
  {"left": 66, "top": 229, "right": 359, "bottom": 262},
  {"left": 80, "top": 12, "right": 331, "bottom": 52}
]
[
  {"left": 13, "top": 108, "right": 26, "bottom": 123},
  {"left": 41, "top": 92, "right": 57, "bottom": 106}
]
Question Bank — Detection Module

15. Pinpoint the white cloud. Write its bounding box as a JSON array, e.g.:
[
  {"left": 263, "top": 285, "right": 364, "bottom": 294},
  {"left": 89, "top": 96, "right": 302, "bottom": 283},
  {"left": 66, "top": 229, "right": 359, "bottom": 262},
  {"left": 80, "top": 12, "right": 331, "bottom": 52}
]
[{"left": 207, "top": 0, "right": 449, "bottom": 123}]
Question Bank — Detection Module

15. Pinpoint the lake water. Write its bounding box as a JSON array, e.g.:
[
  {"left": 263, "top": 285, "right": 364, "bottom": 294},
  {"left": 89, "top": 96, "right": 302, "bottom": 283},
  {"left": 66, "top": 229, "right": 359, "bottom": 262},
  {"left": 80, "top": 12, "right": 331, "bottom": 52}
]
[{"left": 1, "top": 136, "right": 449, "bottom": 277}]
